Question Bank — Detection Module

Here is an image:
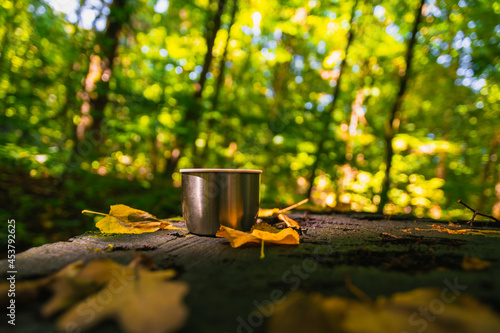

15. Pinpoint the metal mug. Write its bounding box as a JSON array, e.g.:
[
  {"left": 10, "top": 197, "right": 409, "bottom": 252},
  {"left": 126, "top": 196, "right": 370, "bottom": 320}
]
[{"left": 180, "top": 169, "right": 262, "bottom": 236}]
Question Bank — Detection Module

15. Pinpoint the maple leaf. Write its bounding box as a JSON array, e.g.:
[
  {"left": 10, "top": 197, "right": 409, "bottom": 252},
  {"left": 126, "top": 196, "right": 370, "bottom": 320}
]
[
  {"left": 0, "top": 260, "right": 84, "bottom": 309},
  {"left": 216, "top": 222, "right": 300, "bottom": 259},
  {"left": 267, "top": 289, "right": 500, "bottom": 333},
  {"left": 41, "top": 259, "right": 128, "bottom": 317},
  {"left": 82, "top": 204, "right": 181, "bottom": 234},
  {"left": 57, "top": 262, "right": 188, "bottom": 333}
]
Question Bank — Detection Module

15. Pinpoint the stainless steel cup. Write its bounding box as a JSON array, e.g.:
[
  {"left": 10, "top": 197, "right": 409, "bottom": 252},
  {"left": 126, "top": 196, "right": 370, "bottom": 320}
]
[{"left": 180, "top": 169, "right": 262, "bottom": 236}]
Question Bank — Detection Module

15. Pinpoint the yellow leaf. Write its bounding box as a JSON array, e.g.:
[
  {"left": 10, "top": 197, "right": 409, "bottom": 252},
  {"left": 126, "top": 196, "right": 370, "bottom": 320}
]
[
  {"left": 83, "top": 205, "right": 181, "bottom": 234},
  {"left": 41, "top": 259, "right": 125, "bottom": 317},
  {"left": 462, "top": 256, "right": 491, "bottom": 271},
  {"left": 278, "top": 214, "right": 300, "bottom": 229},
  {"left": 267, "top": 289, "right": 500, "bottom": 333},
  {"left": 109, "top": 204, "right": 164, "bottom": 223},
  {"left": 258, "top": 208, "right": 281, "bottom": 218},
  {"left": 57, "top": 263, "right": 188, "bottom": 333},
  {"left": 403, "top": 224, "right": 500, "bottom": 238},
  {"left": 96, "top": 215, "right": 149, "bottom": 234},
  {"left": 216, "top": 222, "right": 300, "bottom": 249},
  {"left": 0, "top": 260, "right": 84, "bottom": 309},
  {"left": 251, "top": 222, "right": 281, "bottom": 234}
]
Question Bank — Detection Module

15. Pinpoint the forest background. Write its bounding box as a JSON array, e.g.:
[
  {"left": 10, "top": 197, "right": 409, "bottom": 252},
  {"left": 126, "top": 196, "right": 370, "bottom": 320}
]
[{"left": 1, "top": 0, "right": 499, "bottom": 251}]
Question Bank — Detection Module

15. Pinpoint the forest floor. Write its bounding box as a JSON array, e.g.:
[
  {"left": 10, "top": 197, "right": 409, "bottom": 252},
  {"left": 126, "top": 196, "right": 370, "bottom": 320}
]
[{"left": 1, "top": 212, "right": 500, "bottom": 333}]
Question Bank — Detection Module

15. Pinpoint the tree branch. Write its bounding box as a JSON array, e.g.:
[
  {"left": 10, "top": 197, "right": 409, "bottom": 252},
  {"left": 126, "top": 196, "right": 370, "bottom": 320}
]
[{"left": 458, "top": 199, "right": 500, "bottom": 226}]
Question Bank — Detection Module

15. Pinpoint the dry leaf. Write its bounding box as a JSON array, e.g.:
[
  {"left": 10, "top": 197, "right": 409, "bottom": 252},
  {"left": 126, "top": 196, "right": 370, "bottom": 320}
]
[
  {"left": 57, "top": 264, "right": 188, "bottom": 333},
  {"left": 380, "top": 232, "right": 402, "bottom": 239},
  {"left": 267, "top": 289, "right": 500, "bottom": 333},
  {"left": 41, "top": 259, "right": 127, "bottom": 317},
  {"left": 462, "top": 256, "right": 491, "bottom": 271},
  {"left": 216, "top": 223, "right": 300, "bottom": 258},
  {"left": 0, "top": 260, "right": 84, "bottom": 308},
  {"left": 1, "top": 257, "right": 185, "bottom": 333},
  {"left": 216, "top": 223, "right": 300, "bottom": 248},
  {"left": 83, "top": 204, "right": 180, "bottom": 234},
  {"left": 258, "top": 208, "right": 282, "bottom": 218},
  {"left": 278, "top": 214, "right": 300, "bottom": 229},
  {"left": 403, "top": 224, "right": 500, "bottom": 238}
]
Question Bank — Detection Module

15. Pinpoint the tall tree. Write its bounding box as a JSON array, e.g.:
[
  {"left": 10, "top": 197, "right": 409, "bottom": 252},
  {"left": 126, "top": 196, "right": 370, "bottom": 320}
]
[
  {"left": 378, "top": 0, "right": 426, "bottom": 212},
  {"left": 211, "top": 0, "right": 238, "bottom": 112},
  {"left": 80, "top": 0, "right": 131, "bottom": 140},
  {"left": 306, "top": 0, "right": 359, "bottom": 199},
  {"left": 165, "top": 0, "right": 228, "bottom": 174}
]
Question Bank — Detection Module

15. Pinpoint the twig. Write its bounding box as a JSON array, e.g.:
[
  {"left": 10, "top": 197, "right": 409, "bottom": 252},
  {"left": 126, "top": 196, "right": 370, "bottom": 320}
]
[
  {"left": 82, "top": 210, "right": 107, "bottom": 216},
  {"left": 279, "top": 198, "right": 309, "bottom": 213},
  {"left": 457, "top": 199, "right": 500, "bottom": 226}
]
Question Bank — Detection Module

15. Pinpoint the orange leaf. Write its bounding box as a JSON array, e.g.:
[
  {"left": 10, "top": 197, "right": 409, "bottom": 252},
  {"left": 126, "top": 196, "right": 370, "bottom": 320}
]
[
  {"left": 216, "top": 222, "right": 300, "bottom": 248},
  {"left": 403, "top": 224, "right": 500, "bottom": 238},
  {"left": 267, "top": 289, "right": 500, "bottom": 333},
  {"left": 278, "top": 214, "right": 300, "bottom": 229}
]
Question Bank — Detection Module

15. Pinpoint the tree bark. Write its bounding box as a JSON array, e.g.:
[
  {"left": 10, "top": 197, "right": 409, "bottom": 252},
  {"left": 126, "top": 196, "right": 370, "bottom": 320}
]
[
  {"left": 378, "top": 0, "right": 425, "bottom": 213},
  {"left": 166, "top": 0, "right": 228, "bottom": 173},
  {"left": 477, "top": 134, "right": 500, "bottom": 212},
  {"left": 199, "top": 0, "right": 239, "bottom": 162},
  {"left": 87, "top": 0, "right": 130, "bottom": 136},
  {"left": 211, "top": 0, "right": 239, "bottom": 112},
  {"left": 306, "top": 0, "right": 359, "bottom": 199},
  {"left": 186, "top": 0, "right": 227, "bottom": 123}
]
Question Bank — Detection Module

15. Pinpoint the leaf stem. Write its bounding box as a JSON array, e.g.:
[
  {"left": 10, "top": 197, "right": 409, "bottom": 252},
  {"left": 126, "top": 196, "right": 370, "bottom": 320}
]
[
  {"left": 260, "top": 239, "right": 265, "bottom": 259},
  {"left": 82, "top": 210, "right": 108, "bottom": 217}
]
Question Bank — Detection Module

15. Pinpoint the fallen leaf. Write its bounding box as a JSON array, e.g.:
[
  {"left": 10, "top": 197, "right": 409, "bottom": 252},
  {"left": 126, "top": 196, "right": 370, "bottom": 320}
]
[
  {"left": 217, "top": 223, "right": 300, "bottom": 247},
  {"left": 462, "top": 256, "right": 491, "bottom": 271},
  {"left": 267, "top": 289, "right": 500, "bottom": 333},
  {"left": 57, "top": 263, "right": 188, "bottom": 333},
  {"left": 0, "top": 260, "right": 84, "bottom": 308},
  {"left": 380, "top": 232, "right": 402, "bottom": 239},
  {"left": 216, "top": 222, "right": 300, "bottom": 258},
  {"left": 0, "top": 256, "right": 186, "bottom": 332},
  {"left": 258, "top": 208, "right": 281, "bottom": 218},
  {"left": 278, "top": 214, "right": 300, "bottom": 229},
  {"left": 82, "top": 204, "right": 181, "bottom": 234},
  {"left": 41, "top": 259, "right": 127, "bottom": 317},
  {"left": 403, "top": 224, "right": 500, "bottom": 238}
]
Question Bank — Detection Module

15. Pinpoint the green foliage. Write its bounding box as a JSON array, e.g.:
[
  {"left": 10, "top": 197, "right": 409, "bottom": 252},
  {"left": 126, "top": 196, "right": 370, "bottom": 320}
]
[{"left": 1, "top": 0, "right": 499, "bottom": 250}]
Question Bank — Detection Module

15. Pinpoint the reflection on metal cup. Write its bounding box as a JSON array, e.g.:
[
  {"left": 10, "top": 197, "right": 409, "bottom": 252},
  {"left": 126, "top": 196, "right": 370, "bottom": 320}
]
[{"left": 180, "top": 169, "right": 262, "bottom": 236}]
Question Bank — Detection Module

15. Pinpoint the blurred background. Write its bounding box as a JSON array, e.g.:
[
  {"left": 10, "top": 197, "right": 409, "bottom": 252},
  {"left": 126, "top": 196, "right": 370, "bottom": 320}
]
[{"left": 0, "top": 0, "right": 499, "bottom": 251}]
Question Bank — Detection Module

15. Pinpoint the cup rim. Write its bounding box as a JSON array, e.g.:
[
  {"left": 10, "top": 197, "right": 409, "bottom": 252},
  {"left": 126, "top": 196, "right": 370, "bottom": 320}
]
[{"left": 180, "top": 168, "right": 262, "bottom": 174}]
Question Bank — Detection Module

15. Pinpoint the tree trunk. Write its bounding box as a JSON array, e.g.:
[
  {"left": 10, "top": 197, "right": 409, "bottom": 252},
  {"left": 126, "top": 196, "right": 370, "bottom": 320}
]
[
  {"left": 306, "top": 0, "right": 359, "bottom": 199},
  {"left": 477, "top": 134, "right": 500, "bottom": 212},
  {"left": 86, "top": 0, "right": 130, "bottom": 137},
  {"left": 186, "top": 0, "right": 227, "bottom": 122},
  {"left": 211, "top": 0, "right": 239, "bottom": 112},
  {"left": 172, "top": 0, "right": 227, "bottom": 169},
  {"left": 199, "top": 0, "right": 239, "bottom": 162},
  {"left": 378, "top": 0, "right": 425, "bottom": 213}
]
